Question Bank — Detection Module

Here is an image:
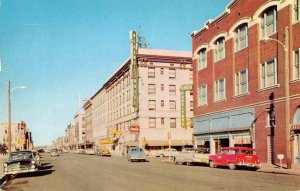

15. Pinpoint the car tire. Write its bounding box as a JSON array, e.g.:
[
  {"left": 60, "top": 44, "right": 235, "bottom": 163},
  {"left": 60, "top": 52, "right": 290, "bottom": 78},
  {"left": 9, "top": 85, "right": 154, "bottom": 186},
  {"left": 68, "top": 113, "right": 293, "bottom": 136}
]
[
  {"left": 228, "top": 163, "right": 236, "bottom": 170},
  {"left": 209, "top": 161, "right": 215, "bottom": 168}
]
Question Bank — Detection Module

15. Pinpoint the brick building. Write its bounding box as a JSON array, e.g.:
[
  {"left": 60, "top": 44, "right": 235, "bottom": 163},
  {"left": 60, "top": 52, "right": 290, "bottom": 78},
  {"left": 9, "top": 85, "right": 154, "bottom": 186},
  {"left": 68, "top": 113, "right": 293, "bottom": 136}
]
[{"left": 191, "top": 0, "right": 300, "bottom": 168}]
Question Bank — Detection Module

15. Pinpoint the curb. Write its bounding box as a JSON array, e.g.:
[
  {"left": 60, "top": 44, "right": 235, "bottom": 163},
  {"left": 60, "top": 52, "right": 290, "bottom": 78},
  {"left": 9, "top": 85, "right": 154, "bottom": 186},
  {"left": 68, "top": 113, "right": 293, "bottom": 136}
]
[{"left": 257, "top": 169, "right": 300, "bottom": 176}]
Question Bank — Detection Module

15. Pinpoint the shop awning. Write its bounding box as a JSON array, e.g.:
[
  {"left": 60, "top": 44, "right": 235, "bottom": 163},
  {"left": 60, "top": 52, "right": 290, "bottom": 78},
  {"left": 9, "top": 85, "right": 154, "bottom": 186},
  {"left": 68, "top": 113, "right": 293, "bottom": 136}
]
[
  {"left": 111, "top": 130, "right": 122, "bottom": 135},
  {"left": 145, "top": 140, "right": 191, "bottom": 147},
  {"left": 100, "top": 140, "right": 114, "bottom": 145},
  {"left": 194, "top": 127, "right": 251, "bottom": 136},
  {"left": 124, "top": 141, "right": 139, "bottom": 147}
]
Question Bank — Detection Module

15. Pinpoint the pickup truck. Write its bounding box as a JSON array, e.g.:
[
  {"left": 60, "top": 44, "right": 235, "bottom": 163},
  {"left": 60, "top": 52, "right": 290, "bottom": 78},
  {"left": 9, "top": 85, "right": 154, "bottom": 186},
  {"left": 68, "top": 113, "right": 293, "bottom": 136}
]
[{"left": 174, "top": 148, "right": 210, "bottom": 166}]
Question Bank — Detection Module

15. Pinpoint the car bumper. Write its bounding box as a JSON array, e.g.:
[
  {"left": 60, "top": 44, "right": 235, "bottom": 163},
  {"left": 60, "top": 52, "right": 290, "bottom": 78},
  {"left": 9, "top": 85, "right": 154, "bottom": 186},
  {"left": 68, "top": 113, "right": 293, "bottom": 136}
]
[
  {"left": 239, "top": 163, "right": 261, "bottom": 168},
  {"left": 5, "top": 168, "right": 38, "bottom": 175}
]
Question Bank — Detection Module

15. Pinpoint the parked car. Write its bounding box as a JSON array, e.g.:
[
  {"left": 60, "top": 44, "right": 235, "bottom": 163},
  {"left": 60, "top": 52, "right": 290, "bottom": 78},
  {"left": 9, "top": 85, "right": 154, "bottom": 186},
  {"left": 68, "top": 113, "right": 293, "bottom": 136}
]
[
  {"left": 76, "top": 149, "right": 85, "bottom": 154},
  {"left": 3, "top": 150, "right": 38, "bottom": 175},
  {"left": 85, "top": 149, "right": 95, "bottom": 155},
  {"left": 174, "top": 148, "right": 210, "bottom": 166},
  {"left": 32, "top": 150, "right": 41, "bottom": 168},
  {"left": 50, "top": 149, "right": 60, "bottom": 157},
  {"left": 127, "top": 147, "right": 147, "bottom": 162},
  {"left": 156, "top": 148, "right": 179, "bottom": 158},
  {"left": 95, "top": 148, "right": 111, "bottom": 157},
  {"left": 209, "top": 147, "right": 261, "bottom": 170}
]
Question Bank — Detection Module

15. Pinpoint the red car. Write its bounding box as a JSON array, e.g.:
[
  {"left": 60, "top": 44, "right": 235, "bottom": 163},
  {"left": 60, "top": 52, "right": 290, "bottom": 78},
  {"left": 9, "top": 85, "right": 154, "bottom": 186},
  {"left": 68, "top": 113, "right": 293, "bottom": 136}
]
[{"left": 209, "top": 147, "right": 261, "bottom": 170}]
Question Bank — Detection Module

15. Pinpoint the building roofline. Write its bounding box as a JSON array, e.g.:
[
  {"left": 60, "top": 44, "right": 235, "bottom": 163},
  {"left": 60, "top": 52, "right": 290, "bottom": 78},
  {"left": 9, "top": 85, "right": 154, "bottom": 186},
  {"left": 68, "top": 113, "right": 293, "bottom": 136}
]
[{"left": 191, "top": 0, "right": 237, "bottom": 38}]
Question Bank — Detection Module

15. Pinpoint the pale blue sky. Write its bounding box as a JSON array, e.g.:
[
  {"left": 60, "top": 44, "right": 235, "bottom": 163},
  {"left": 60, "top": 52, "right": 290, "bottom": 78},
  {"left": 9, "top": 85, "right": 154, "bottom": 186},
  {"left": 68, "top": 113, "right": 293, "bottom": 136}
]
[{"left": 0, "top": 0, "right": 230, "bottom": 146}]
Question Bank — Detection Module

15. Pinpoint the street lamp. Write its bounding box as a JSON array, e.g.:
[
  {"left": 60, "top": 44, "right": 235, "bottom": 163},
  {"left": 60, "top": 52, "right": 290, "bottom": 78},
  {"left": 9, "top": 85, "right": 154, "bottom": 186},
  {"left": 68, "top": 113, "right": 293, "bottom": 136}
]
[
  {"left": 263, "top": 26, "right": 291, "bottom": 169},
  {"left": 8, "top": 80, "right": 27, "bottom": 153}
]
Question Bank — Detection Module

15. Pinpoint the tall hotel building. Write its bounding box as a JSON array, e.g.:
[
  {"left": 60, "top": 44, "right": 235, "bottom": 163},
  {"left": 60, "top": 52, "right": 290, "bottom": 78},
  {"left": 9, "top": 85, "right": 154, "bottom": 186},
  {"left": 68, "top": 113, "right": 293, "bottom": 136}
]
[
  {"left": 191, "top": 0, "right": 300, "bottom": 168},
  {"left": 89, "top": 33, "right": 193, "bottom": 154}
]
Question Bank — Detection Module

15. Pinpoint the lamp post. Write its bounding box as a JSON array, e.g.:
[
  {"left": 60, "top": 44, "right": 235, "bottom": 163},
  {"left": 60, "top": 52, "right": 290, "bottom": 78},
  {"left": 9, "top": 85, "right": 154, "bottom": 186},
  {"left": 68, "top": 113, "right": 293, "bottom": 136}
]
[
  {"left": 263, "top": 26, "right": 291, "bottom": 169},
  {"left": 8, "top": 80, "right": 27, "bottom": 153}
]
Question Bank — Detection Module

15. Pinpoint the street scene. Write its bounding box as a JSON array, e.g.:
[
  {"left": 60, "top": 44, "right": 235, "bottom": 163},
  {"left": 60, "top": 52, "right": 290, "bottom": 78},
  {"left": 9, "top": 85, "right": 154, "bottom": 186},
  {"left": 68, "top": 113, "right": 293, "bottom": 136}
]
[
  {"left": 2, "top": 152, "right": 300, "bottom": 191},
  {"left": 0, "top": 0, "right": 300, "bottom": 190}
]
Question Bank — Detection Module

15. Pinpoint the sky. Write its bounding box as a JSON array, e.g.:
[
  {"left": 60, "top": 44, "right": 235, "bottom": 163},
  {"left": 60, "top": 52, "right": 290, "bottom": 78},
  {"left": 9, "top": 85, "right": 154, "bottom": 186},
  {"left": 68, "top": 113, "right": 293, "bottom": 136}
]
[{"left": 0, "top": 0, "right": 231, "bottom": 146}]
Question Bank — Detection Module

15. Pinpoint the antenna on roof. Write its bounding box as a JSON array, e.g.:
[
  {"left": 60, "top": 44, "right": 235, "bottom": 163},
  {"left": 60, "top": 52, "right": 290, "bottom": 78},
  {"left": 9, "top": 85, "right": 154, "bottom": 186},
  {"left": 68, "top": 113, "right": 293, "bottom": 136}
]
[{"left": 137, "top": 26, "right": 150, "bottom": 48}]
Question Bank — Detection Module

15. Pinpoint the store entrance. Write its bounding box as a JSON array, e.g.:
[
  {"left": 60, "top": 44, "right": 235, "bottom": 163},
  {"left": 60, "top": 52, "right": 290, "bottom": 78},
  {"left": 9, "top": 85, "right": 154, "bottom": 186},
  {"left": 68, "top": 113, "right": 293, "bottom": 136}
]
[{"left": 214, "top": 138, "right": 229, "bottom": 154}]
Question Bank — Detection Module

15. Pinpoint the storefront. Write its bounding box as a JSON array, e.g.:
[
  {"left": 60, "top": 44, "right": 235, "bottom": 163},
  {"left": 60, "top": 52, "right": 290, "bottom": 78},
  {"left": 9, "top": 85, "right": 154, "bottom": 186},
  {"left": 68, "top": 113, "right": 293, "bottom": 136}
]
[
  {"left": 292, "top": 107, "right": 300, "bottom": 164},
  {"left": 194, "top": 108, "right": 255, "bottom": 154}
]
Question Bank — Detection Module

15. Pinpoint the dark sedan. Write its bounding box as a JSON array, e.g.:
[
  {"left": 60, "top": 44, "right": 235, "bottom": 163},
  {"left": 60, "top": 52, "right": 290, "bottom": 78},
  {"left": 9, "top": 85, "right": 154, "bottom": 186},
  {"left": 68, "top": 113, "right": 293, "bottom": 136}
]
[{"left": 3, "top": 150, "right": 38, "bottom": 175}]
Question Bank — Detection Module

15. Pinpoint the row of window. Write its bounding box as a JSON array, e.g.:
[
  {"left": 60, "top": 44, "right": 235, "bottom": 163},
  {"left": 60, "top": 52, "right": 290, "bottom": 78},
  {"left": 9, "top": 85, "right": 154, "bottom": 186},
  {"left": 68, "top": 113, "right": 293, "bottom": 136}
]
[
  {"left": 148, "top": 67, "right": 176, "bottom": 78},
  {"left": 148, "top": 84, "right": 177, "bottom": 95},
  {"left": 197, "top": 7, "right": 278, "bottom": 70},
  {"left": 148, "top": 100, "right": 193, "bottom": 111},
  {"left": 108, "top": 90, "right": 131, "bottom": 110},
  {"left": 108, "top": 75, "right": 131, "bottom": 98},
  {"left": 148, "top": 117, "right": 193, "bottom": 128},
  {"left": 197, "top": 57, "right": 282, "bottom": 106},
  {"left": 108, "top": 105, "right": 132, "bottom": 121}
]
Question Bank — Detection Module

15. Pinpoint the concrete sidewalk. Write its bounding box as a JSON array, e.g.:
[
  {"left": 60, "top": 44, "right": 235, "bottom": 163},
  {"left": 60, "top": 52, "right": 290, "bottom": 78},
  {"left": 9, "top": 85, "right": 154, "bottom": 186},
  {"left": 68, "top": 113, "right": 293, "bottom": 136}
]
[
  {"left": 160, "top": 158, "right": 300, "bottom": 175},
  {"left": 258, "top": 163, "right": 300, "bottom": 176}
]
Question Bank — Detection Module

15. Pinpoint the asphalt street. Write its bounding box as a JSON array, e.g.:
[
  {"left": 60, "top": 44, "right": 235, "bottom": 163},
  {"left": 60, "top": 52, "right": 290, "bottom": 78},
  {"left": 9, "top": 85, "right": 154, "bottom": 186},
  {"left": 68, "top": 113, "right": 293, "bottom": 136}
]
[{"left": 1, "top": 153, "right": 300, "bottom": 191}]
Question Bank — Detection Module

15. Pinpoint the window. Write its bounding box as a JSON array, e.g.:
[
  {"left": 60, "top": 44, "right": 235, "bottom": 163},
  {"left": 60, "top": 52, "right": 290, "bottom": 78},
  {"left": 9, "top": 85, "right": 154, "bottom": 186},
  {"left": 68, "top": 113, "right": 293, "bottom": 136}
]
[
  {"left": 190, "top": 101, "right": 194, "bottom": 111},
  {"left": 235, "top": 24, "right": 248, "bottom": 52},
  {"left": 198, "top": 85, "right": 207, "bottom": 106},
  {"left": 215, "top": 78, "right": 226, "bottom": 101},
  {"left": 169, "top": 85, "right": 176, "bottom": 95},
  {"left": 149, "top": 118, "right": 156, "bottom": 128},
  {"left": 170, "top": 118, "right": 176, "bottom": 128},
  {"left": 148, "top": 84, "right": 156, "bottom": 94},
  {"left": 148, "top": 100, "right": 156, "bottom": 110},
  {"left": 161, "top": 84, "right": 164, "bottom": 91},
  {"left": 169, "top": 100, "right": 176, "bottom": 111},
  {"left": 148, "top": 68, "right": 155, "bottom": 78},
  {"left": 197, "top": 48, "right": 207, "bottom": 70},
  {"left": 294, "top": 48, "right": 300, "bottom": 80},
  {"left": 169, "top": 68, "right": 176, "bottom": 78},
  {"left": 161, "top": 100, "right": 164, "bottom": 107},
  {"left": 261, "top": 59, "right": 278, "bottom": 88},
  {"left": 214, "top": 37, "right": 225, "bottom": 62},
  {"left": 261, "top": 7, "right": 277, "bottom": 38},
  {"left": 235, "top": 69, "right": 249, "bottom": 95},
  {"left": 161, "top": 118, "right": 164, "bottom": 125},
  {"left": 294, "top": 0, "right": 300, "bottom": 21},
  {"left": 160, "top": 68, "right": 164, "bottom": 75}
]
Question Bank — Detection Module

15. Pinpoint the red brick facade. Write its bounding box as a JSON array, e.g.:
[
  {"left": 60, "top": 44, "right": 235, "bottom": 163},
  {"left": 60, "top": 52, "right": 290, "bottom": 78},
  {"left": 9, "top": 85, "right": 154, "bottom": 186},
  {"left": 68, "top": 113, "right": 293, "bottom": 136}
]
[{"left": 192, "top": 0, "right": 300, "bottom": 166}]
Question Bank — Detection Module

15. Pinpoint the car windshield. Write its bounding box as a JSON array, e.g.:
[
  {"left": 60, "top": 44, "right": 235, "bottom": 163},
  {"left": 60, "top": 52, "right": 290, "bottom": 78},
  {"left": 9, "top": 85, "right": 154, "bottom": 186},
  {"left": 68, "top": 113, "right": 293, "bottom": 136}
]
[{"left": 10, "top": 152, "right": 33, "bottom": 161}]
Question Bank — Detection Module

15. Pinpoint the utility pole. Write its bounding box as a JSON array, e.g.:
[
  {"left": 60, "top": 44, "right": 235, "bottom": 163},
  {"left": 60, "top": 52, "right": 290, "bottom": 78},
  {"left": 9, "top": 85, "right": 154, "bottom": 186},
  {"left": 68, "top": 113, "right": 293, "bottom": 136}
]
[{"left": 284, "top": 27, "right": 291, "bottom": 169}]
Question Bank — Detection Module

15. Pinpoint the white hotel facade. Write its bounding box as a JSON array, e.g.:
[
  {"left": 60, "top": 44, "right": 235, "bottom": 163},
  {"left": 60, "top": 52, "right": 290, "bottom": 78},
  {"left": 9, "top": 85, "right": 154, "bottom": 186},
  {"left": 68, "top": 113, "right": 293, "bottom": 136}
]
[{"left": 87, "top": 47, "right": 193, "bottom": 155}]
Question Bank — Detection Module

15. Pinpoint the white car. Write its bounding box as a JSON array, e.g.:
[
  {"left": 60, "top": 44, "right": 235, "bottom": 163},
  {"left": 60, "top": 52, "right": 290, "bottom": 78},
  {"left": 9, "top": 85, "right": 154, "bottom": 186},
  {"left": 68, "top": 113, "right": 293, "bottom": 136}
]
[
  {"left": 156, "top": 148, "right": 179, "bottom": 158},
  {"left": 85, "top": 149, "right": 95, "bottom": 155},
  {"left": 174, "top": 148, "right": 210, "bottom": 166}
]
